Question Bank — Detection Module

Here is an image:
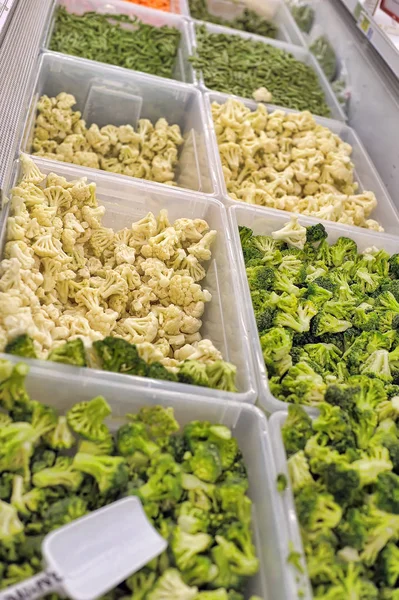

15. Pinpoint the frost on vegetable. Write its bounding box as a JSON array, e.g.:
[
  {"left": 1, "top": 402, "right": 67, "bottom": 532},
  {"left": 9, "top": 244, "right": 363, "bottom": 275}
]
[
  {"left": 32, "top": 94, "right": 184, "bottom": 188},
  {"left": 0, "top": 157, "right": 236, "bottom": 392},
  {"left": 214, "top": 99, "right": 382, "bottom": 231}
]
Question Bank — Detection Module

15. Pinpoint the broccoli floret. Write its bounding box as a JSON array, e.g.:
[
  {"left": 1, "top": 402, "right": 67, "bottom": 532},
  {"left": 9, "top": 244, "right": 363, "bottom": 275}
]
[
  {"left": 178, "top": 360, "right": 209, "bottom": 387},
  {"left": 2, "top": 563, "right": 35, "bottom": 588},
  {"left": 313, "top": 275, "right": 335, "bottom": 293},
  {"left": 0, "top": 421, "right": 37, "bottom": 478},
  {"left": 206, "top": 361, "right": 237, "bottom": 393},
  {"left": 43, "top": 495, "right": 87, "bottom": 533},
  {"left": 329, "top": 236, "right": 358, "bottom": 267},
  {"left": 0, "top": 500, "right": 24, "bottom": 541},
  {"left": 116, "top": 422, "right": 160, "bottom": 457},
  {"left": 47, "top": 338, "right": 87, "bottom": 366},
  {"left": 255, "top": 306, "right": 275, "bottom": 334},
  {"left": 350, "top": 446, "right": 393, "bottom": 487},
  {"left": 182, "top": 557, "right": 219, "bottom": 587},
  {"left": 377, "top": 291, "right": 399, "bottom": 312},
  {"left": 260, "top": 326, "right": 292, "bottom": 378},
  {"left": 320, "top": 462, "right": 361, "bottom": 505},
  {"left": 274, "top": 300, "right": 317, "bottom": 334},
  {"left": 146, "top": 568, "right": 198, "bottom": 600},
  {"left": 215, "top": 474, "right": 250, "bottom": 524},
  {"left": 360, "top": 349, "right": 392, "bottom": 382},
  {"left": 295, "top": 484, "right": 342, "bottom": 533},
  {"left": 10, "top": 474, "right": 46, "bottom": 516},
  {"left": 242, "top": 245, "right": 263, "bottom": 267},
  {"left": 214, "top": 522, "right": 259, "bottom": 577},
  {"left": 147, "top": 362, "right": 177, "bottom": 382},
  {"left": 136, "top": 453, "right": 182, "bottom": 508},
  {"left": 129, "top": 405, "right": 179, "bottom": 444},
  {"left": 31, "top": 446, "right": 56, "bottom": 474},
  {"left": 360, "top": 504, "right": 399, "bottom": 565},
  {"left": 182, "top": 473, "right": 216, "bottom": 512},
  {"left": 303, "top": 343, "right": 342, "bottom": 372},
  {"left": 376, "top": 542, "right": 399, "bottom": 587},
  {"left": 189, "top": 443, "right": 222, "bottom": 483},
  {"left": 352, "top": 304, "right": 379, "bottom": 331},
  {"left": 349, "top": 374, "right": 387, "bottom": 411},
  {"left": 176, "top": 501, "right": 210, "bottom": 534},
  {"left": 305, "top": 282, "right": 333, "bottom": 307},
  {"left": 171, "top": 526, "right": 213, "bottom": 571},
  {"left": 276, "top": 473, "right": 288, "bottom": 492},
  {"left": 382, "top": 279, "right": 399, "bottom": 301},
  {"left": 324, "top": 383, "right": 359, "bottom": 412},
  {"left": 374, "top": 471, "right": 399, "bottom": 514},
  {"left": 306, "top": 223, "right": 327, "bottom": 246},
  {"left": 238, "top": 226, "right": 253, "bottom": 247},
  {"left": 245, "top": 265, "right": 275, "bottom": 291},
  {"left": 0, "top": 361, "right": 30, "bottom": 411},
  {"left": 183, "top": 422, "right": 238, "bottom": 471},
  {"left": 313, "top": 403, "right": 355, "bottom": 448},
  {"left": 44, "top": 416, "right": 75, "bottom": 450},
  {"left": 12, "top": 399, "right": 57, "bottom": 442},
  {"left": 5, "top": 335, "right": 37, "bottom": 359},
  {"left": 210, "top": 545, "right": 245, "bottom": 591},
  {"left": 67, "top": 395, "right": 111, "bottom": 441},
  {"left": 336, "top": 506, "right": 369, "bottom": 551},
  {"left": 389, "top": 253, "right": 399, "bottom": 278},
  {"left": 282, "top": 405, "right": 313, "bottom": 457},
  {"left": 93, "top": 337, "right": 143, "bottom": 375},
  {"left": 126, "top": 568, "right": 157, "bottom": 599},
  {"left": 311, "top": 312, "right": 352, "bottom": 337},
  {"left": 0, "top": 472, "right": 14, "bottom": 500},
  {"left": 287, "top": 451, "right": 313, "bottom": 492},
  {"left": 73, "top": 453, "right": 128, "bottom": 495},
  {"left": 377, "top": 396, "right": 399, "bottom": 422},
  {"left": 251, "top": 234, "right": 284, "bottom": 265},
  {"left": 33, "top": 456, "right": 83, "bottom": 491},
  {"left": 281, "top": 362, "right": 326, "bottom": 405}
]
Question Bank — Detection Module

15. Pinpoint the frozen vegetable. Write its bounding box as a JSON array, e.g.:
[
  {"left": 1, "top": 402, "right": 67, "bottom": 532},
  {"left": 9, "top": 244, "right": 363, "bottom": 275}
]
[
  {"left": 289, "top": 2, "right": 314, "bottom": 33},
  {"left": 310, "top": 35, "right": 338, "bottom": 82},
  {"left": 190, "top": 26, "right": 331, "bottom": 117},
  {"left": 0, "top": 156, "right": 237, "bottom": 392},
  {"left": 214, "top": 99, "right": 382, "bottom": 231},
  {"left": 49, "top": 7, "right": 181, "bottom": 79},
  {"left": 0, "top": 360, "right": 258, "bottom": 596},
  {"left": 123, "top": 0, "right": 171, "bottom": 11},
  {"left": 282, "top": 398, "right": 399, "bottom": 598},
  {"left": 188, "top": 0, "right": 278, "bottom": 38},
  {"left": 32, "top": 93, "right": 183, "bottom": 186},
  {"left": 240, "top": 218, "right": 399, "bottom": 407}
]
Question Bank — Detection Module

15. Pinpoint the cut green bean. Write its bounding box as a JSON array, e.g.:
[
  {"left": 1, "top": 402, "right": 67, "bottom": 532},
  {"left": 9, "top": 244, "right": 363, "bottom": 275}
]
[
  {"left": 49, "top": 7, "right": 181, "bottom": 79},
  {"left": 190, "top": 26, "right": 331, "bottom": 117}
]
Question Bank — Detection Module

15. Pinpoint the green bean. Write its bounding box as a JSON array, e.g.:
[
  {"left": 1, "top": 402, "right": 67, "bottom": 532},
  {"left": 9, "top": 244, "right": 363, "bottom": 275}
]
[
  {"left": 310, "top": 35, "right": 338, "bottom": 82},
  {"left": 49, "top": 7, "right": 181, "bottom": 79},
  {"left": 290, "top": 4, "right": 314, "bottom": 34},
  {"left": 190, "top": 26, "right": 331, "bottom": 117},
  {"left": 188, "top": 0, "right": 278, "bottom": 39}
]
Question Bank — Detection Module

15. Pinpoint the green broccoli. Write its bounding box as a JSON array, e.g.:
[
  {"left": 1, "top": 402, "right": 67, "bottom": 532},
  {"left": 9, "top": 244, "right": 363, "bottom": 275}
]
[
  {"left": 5, "top": 335, "right": 37, "bottom": 359},
  {"left": 336, "top": 506, "right": 369, "bottom": 551},
  {"left": 214, "top": 522, "right": 259, "bottom": 577},
  {"left": 73, "top": 453, "right": 128, "bottom": 495},
  {"left": 0, "top": 421, "right": 37, "bottom": 479},
  {"left": 182, "top": 473, "right": 217, "bottom": 512},
  {"left": 320, "top": 462, "right": 361, "bottom": 505},
  {"left": 116, "top": 422, "right": 160, "bottom": 457},
  {"left": 313, "top": 402, "right": 355, "bottom": 446},
  {"left": 0, "top": 500, "right": 24, "bottom": 541},
  {"left": 47, "top": 339, "right": 87, "bottom": 366},
  {"left": 215, "top": 474, "right": 251, "bottom": 524},
  {"left": 67, "top": 395, "right": 111, "bottom": 441},
  {"left": 311, "top": 312, "right": 352, "bottom": 337},
  {"left": 251, "top": 234, "right": 284, "bottom": 265},
  {"left": 206, "top": 361, "right": 237, "bottom": 393},
  {"left": 376, "top": 542, "right": 399, "bottom": 587},
  {"left": 146, "top": 568, "right": 198, "bottom": 600},
  {"left": 33, "top": 456, "right": 83, "bottom": 491},
  {"left": 129, "top": 405, "right": 179, "bottom": 442},
  {"left": 92, "top": 337, "right": 143, "bottom": 375},
  {"left": 306, "top": 223, "right": 327, "bottom": 246},
  {"left": 287, "top": 451, "right": 313, "bottom": 492},
  {"left": 147, "top": 362, "right": 177, "bottom": 382},
  {"left": 361, "top": 504, "right": 399, "bottom": 565},
  {"left": 176, "top": 501, "right": 210, "bottom": 534},
  {"left": 0, "top": 361, "right": 30, "bottom": 411},
  {"left": 0, "top": 472, "right": 14, "bottom": 501},
  {"left": 43, "top": 496, "right": 87, "bottom": 533},
  {"left": 260, "top": 326, "right": 292, "bottom": 378},
  {"left": 389, "top": 253, "right": 399, "bottom": 278},
  {"left": 374, "top": 471, "right": 399, "bottom": 514},
  {"left": 210, "top": 545, "right": 245, "bottom": 591},
  {"left": 281, "top": 362, "right": 326, "bottom": 405},
  {"left": 126, "top": 568, "right": 157, "bottom": 599},
  {"left": 136, "top": 453, "right": 183, "bottom": 509},
  {"left": 182, "top": 557, "right": 219, "bottom": 587},
  {"left": 360, "top": 349, "right": 392, "bottom": 382},
  {"left": 238, "top": 226, "right": 253, "bottom": 247},
  {"left": 282, "top": 405, "right": 313, "bottom": 457},
  {"left": 183, "top": 422, "right": 238, "bottom": 470},
  {"left": 178, "top": 360, "right": 210, "bottom": 387},
  {"left": 10, "top": 474, "right": 46, "bottom": 517},
  {"left": 274, "top": 300, "right": 317, "bottom": 334},
  {"left": 1, "top": 563, "right": 35, "bottom": 588},
  {"left": 377, "top": 396, "right": 399, "bottom": 422},
  {"left": 305, "top": 282, "right": 333, "bottom": 307},
  {"left": 276, "top": 473, "right": 288, "bottom": 492},
  {"left": 78, "top": 434, "right": 115, "bottom": 456},
  {"left": 350, "top": 446, "right": 393, "bottom": 487},
  {"left": 188, "top": 443, "right": 222, "bottom": 484},
  {"left": 295, "top": 484, "right": 342, "bottom": 533},
  {"left": 171, "top": 527, "right": 213, "bottom": 570},
  {"left": 44, "top": 415, "right": 75, "bottom": 450},
  {"left": 245, "top": 265, "right": 275, "bottom": 291},
  {"left": 31, "top": 446, "right": 56, "bottom": 474}
]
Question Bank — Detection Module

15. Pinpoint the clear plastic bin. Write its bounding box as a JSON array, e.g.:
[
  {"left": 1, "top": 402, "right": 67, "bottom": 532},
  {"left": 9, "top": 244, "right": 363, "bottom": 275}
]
[
  {"left": 1, "top": 156, "right": 257, "bottom": 403},
  {"left": 43, "top": 0, "right": 195, "bottom": 84},
  {"left": 229, "top": 204, "right": 399, "bottom": 413},
  {"left": 269, "top": 411, "right": 313, "bottom": 600},
  {"left": 21, "top": 52, "right": 218, "bottom": 195},
  {"left": 204, "top": 91, "right": 399, "bottom": 234},
  {"left": 186, "top": 0, "right": 306, "bottom": 46},
  {"left": 189, "top": 20, "right": 346, "bottom": 121},
  {"left": 0, "top": 353, "right": 297, "bottom": 600}
]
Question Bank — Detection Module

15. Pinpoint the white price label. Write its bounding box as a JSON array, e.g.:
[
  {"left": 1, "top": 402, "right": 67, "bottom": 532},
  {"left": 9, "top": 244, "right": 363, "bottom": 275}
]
[{"left": 380, "top": 0, "right": 399, "bottom": 22}]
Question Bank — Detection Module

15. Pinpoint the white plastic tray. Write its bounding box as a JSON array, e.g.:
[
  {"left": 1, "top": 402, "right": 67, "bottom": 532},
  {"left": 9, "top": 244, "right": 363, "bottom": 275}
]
[
  {"left": 1, "top": 156, "right": 257, "bottom": 403},
  {"left": 269, "top": 411, "right": 313, "bottom": 600},
  {"left": 43, "top": 0, "right": 196, "bottom": 84},
  {"left": 21, "top": 52, "right": 219, "bottom": 195},
  {"left": 229, "top": 204, "right": 399, "bottom": 413},
  {"left": 205, "top": 91, "right": 399, "bottom": 235},
  {"left": 188, "top": 19, "right": 346, "bottom": 121},
  {"left": 0, "top": 354, "right": 298, "bottom": 600},
  {"left": 186, "top": 0, "right": 306, "bottom": 46}
]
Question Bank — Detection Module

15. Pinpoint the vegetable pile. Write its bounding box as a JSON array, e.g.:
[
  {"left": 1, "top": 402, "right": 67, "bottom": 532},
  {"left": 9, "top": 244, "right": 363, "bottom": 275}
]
[
  {"left": 32, "top": 93, "right": 183, "bottom": 186},
  {"left": 49, "top": 8, "right": 181, "bottom": 80},
  {"left": 240, "top": 217, "right": 399, "bottom": 407},
  {"left": 282, "top": 398, "right": 399, "bottom": 598},
  {"left": 188, "top": 0, "right": 278, "bottom": 39},
  {"left": 0, "top": 361, "right": 260, "bottom": 598},
  {"left": 289, "top": 3, "right": 314, "bottom": 34},
  {"left": 310, "top": 35, "right": 338, "bottom": 83},
  {"left": 0, "top": 156, "right": 237, "bottom": 392},
  {"left": 190, "top": 26, "right": 331, "bottom": 117},
  {"left": 213, "top": 99, "right": 382, "bottom": 231}
]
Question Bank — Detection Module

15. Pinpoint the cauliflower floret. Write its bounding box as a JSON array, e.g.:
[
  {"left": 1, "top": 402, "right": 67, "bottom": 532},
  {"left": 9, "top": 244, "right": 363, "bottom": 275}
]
[
  {"left": 114, "top": 243, "right": 136, "bottom": 266},
  {"left": 4, "top": 241, "right": 36, "bottom": 270},
  {"left": 135, "top": 342, "right": 164, "bottom": 365},
  {"left": 99, "top": 270, "right": 128, "bottom": 300},
  {"left": 90, "top": 227, "right": 115, "bottom": 258},
  {"left": 0, "top": 291, "right": 23, "bottom": 316},
  {"left": 86, "top": 307, "right": 118, "bottom": 337},
  {"left": 271, "top": 216, "right": 307, "bottom": 250},
  {"left": 20, "top": 154, "right": 45, "bottom": 184},
  {"left": 141, "top": 227, "right": 182, "bottom": 262},
  {"left": 129, "top": 286, "right": 157, "bottom": 317},
  {"left": 169, "top": 274, "right": 211, "bottom": 308},
  {"left": 187, "top": 230, "right": 217, "bottom": 262},
  {"left": 130, "top": 212, "right": 158, "bottom": 247},
  {"left": 252, "top": 86, "right": 273, "bottom": 103},
  {"left": 173, "top": 218, "right": 209, "bottom": 243},
  {"left": 115, "top": 313, "right": 158, "bottom": 344}
]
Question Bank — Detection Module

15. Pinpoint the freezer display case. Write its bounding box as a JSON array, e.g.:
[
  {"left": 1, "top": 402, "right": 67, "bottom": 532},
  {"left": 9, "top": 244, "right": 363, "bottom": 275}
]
[{"left": 0, "top": 0, "right": 398, "bottom": 598}]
